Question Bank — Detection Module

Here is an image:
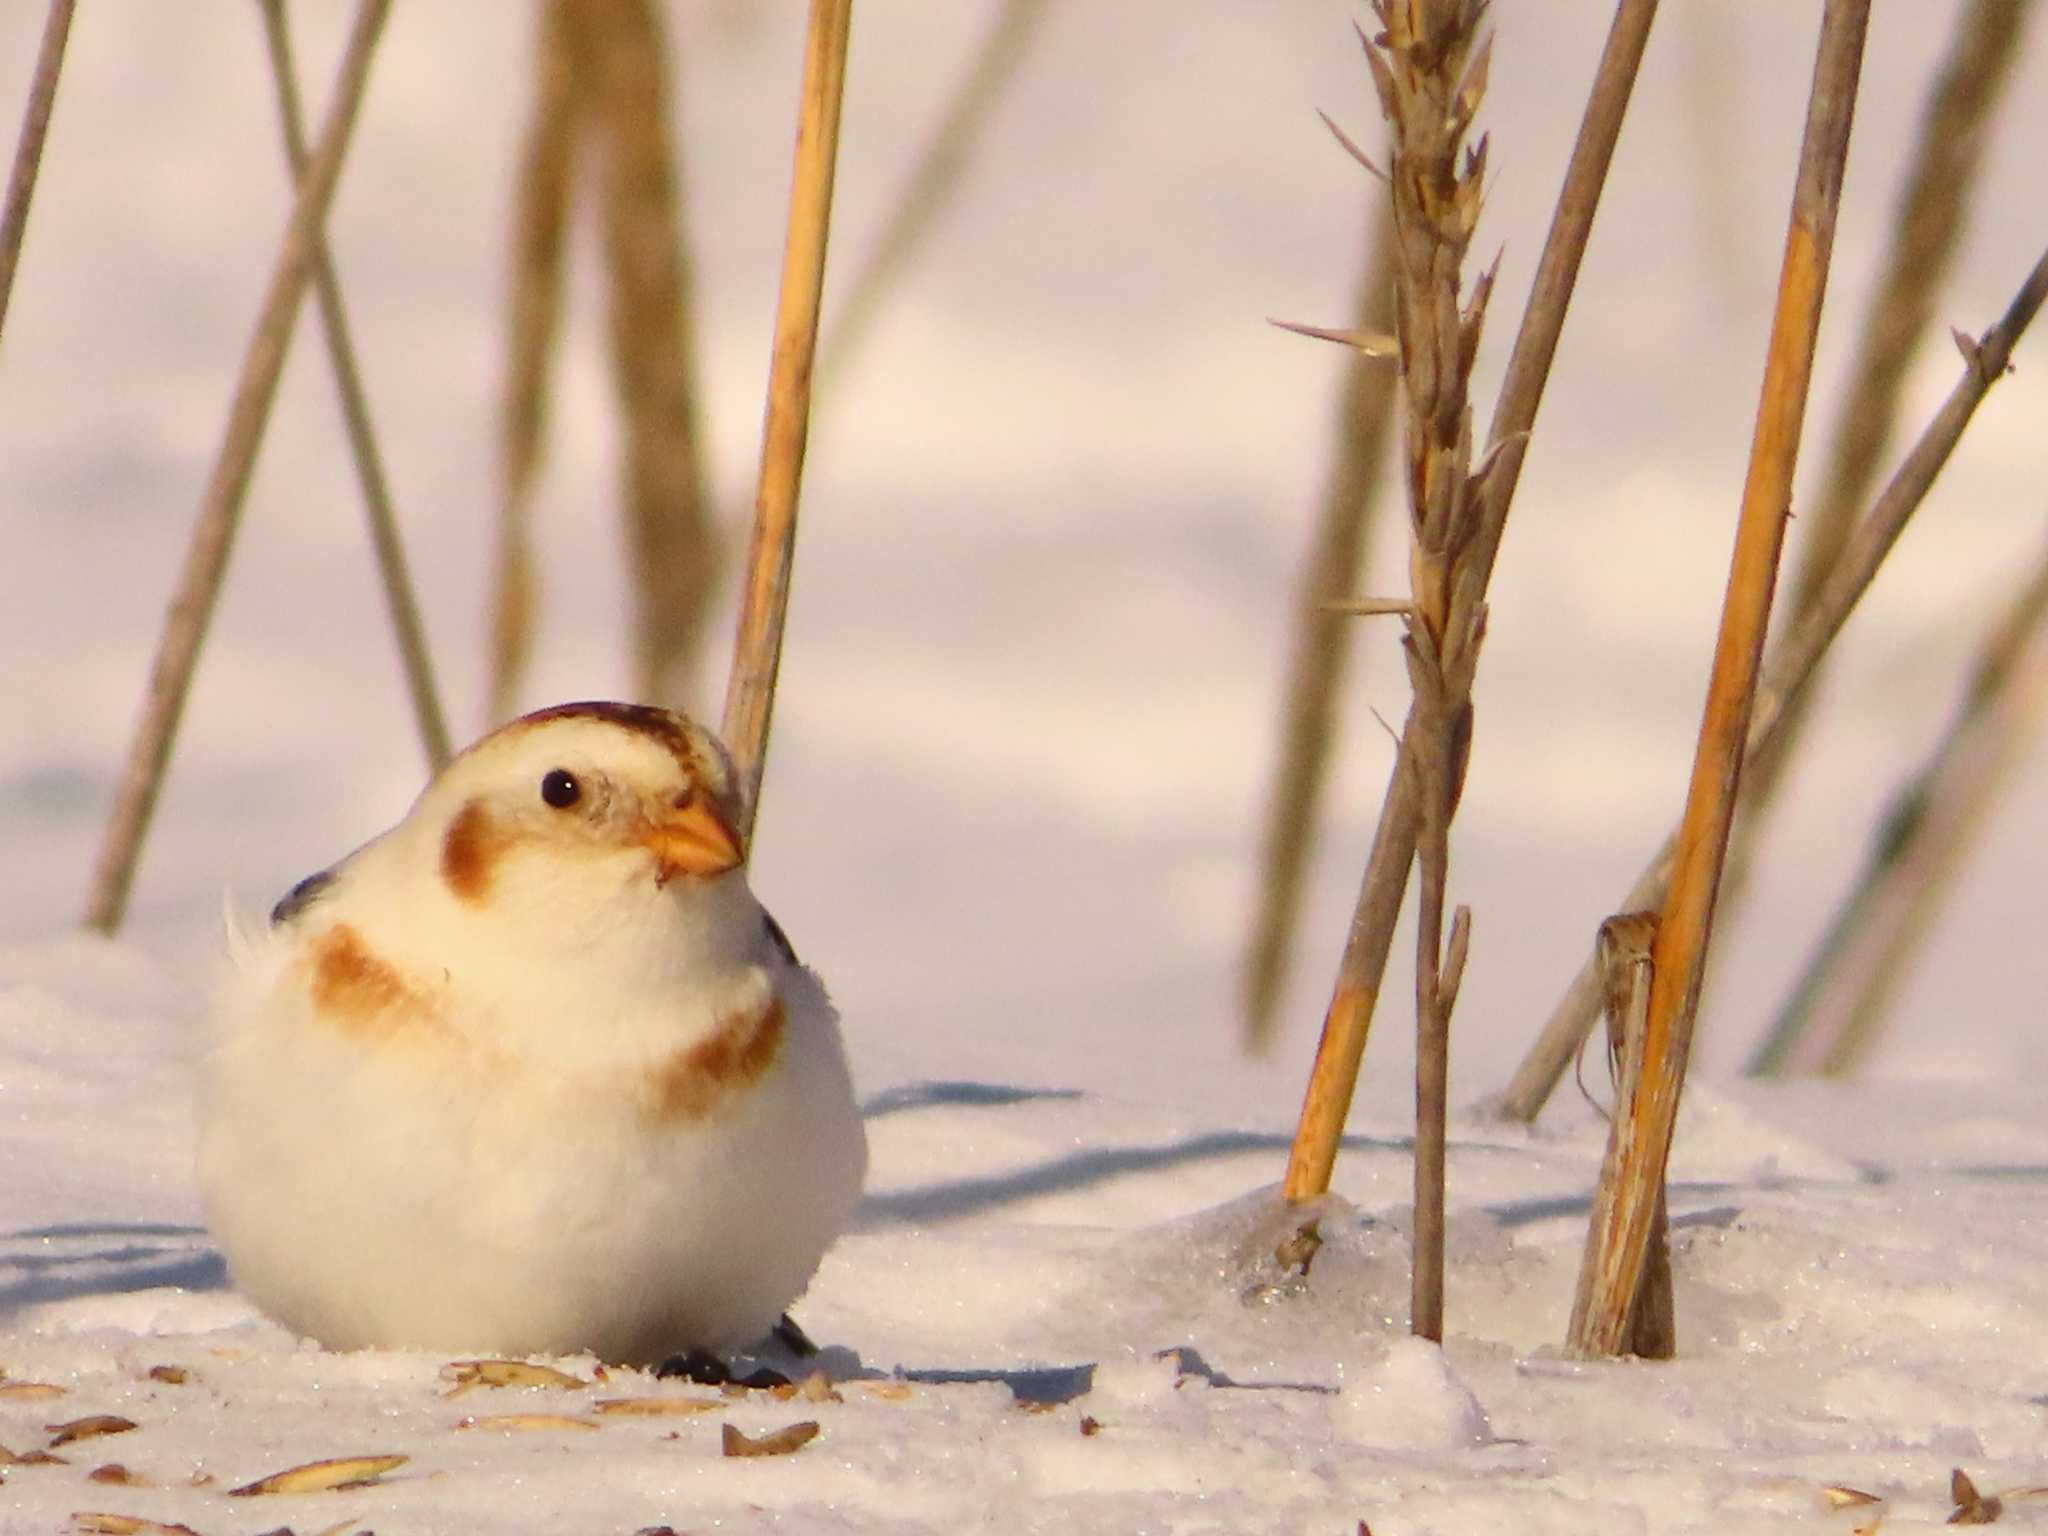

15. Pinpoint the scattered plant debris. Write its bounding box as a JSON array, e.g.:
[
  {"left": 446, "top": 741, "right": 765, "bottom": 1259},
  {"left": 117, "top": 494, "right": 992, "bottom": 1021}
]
[
  {"left": 719, "top": 1420, "right": 819, "bottom": 1458},
  {"left": 47, "top": 1418, "right": 139, "bottom": 1449},
  {"left": 592, "top": 1396, "right": 720, "bottom": 1417},
  {"left": 442, "top": 1359, "right": 586, "bottom": 1396},
  {"left": 1951, "top": 1468, "right": 2002, "bottom": 1525},
  {"left": 227, "top": 1455, "right": 409, "bottom": 1497}
]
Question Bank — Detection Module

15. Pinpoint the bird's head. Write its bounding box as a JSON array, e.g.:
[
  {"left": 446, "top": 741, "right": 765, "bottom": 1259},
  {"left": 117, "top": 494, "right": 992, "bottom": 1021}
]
[{"left": 409, "top": 702, "right": 750, "bottom": 935}]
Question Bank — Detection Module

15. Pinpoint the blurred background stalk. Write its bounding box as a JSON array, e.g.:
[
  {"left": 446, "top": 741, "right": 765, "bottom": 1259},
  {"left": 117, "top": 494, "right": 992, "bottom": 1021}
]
[
  {"left": 491, "top": 0, "right": 718, "bottom": 722},
  {"left": 1243, "top": 201, "right": 1399, "bottom": 1056},
  {"left": 1749, "top": 534, "right": 2048, "bottom": 1077}
]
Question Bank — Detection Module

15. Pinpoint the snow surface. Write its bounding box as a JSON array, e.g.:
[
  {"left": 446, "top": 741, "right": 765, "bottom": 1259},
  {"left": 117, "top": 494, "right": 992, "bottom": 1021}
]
[
  {"left": 5, "top": 4, "right": 2048, "bottom": 1533},
  {"left": 7, "top": 938, "right": 2048, "bottom": 1533}
]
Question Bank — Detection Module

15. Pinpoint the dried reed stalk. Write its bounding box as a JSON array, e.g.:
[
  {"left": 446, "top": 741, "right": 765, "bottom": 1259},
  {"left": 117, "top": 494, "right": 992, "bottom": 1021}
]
[
  {"left": 1497, "top": 245, "right": 2048, "bottom": 1122},
  {"left": 1357, "top": 0, "right": 1499, "bottom": 1342},
  {"left": 0, "top": 0, "right": 74, "bottom": 347},
  {"left": 259, "top": 0, "right": 450, "bottom": 773},
  {"left": 1283, "top": 0, "right": 1659, "bottom": 1202},
  {"left": 1750, "top": 537, "right": 2048, "bottom": 1077},
  {"left": 1565, "top": 913, "right": 1673, "bottom": 1358},
  {"left": 582, "top": 0, "right": 720, "bottom": 711},
  {"left": 489, "top": 0, "right": 583, "bottom": 725},
  {"left": 1566, "top": 0, "right": 1870, "bottom": 1356},
  {"left": 817, "top": 0, "right": 1049, "bottom": 399},
  {"left": 721, "top": 0, "right": 853, "bottom": 838},
  {"left": 82, "top": 0, "right": 393, "bottom": 935},
  {"left": 1721, "top": 0, "right": 2032, "bottom": 910},
  {"left": 1244, "top": 203, "right": 1399, "bottom": 1055}
]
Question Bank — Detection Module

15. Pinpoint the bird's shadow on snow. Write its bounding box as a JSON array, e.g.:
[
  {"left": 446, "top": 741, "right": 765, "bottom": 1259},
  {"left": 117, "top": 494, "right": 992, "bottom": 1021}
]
[{"left": 0, "top": 1220, "right": 226, "bottom": 1316}]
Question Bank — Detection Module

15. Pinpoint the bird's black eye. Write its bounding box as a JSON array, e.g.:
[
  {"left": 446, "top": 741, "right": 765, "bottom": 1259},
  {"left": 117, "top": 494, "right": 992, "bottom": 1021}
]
[{"left": 540, "top": 768, "right": 581, "bottom": 809}]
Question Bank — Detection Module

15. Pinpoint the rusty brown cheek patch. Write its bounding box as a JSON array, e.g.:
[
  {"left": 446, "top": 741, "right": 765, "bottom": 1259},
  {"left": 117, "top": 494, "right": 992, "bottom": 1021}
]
[
  {"left": 440, "top": 798, "right": 507, "bottom": 905},
  {"left": 646, "top": 997, "right": 786, "bottom": 1123},
  {"left": 307, "top": 923, "right": 434, "bottom": 1040}
]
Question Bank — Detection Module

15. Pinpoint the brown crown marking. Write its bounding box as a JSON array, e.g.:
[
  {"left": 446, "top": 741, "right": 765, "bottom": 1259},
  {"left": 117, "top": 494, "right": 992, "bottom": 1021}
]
[
  {"left": 645, "top": 995, "right": 785, "bottom": 1124},
  {"left": 441, "top": 798, "right": 510, "bottom": 906},
  {"left": 503, "top": 702, "right": 707, "bottom": 781},
  {"left": 308, "top": 923, "right": 437, "bottom": 1041}
]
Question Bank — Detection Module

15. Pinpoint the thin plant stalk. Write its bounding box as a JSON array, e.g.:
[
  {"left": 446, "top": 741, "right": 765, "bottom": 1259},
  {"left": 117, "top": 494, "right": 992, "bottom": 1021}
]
[
  {"left": 82, "top": 0, "right": 393, "bottom": 935},
  {"left": 1749, "top": 537, "right": 2048, "bottom": 1077},
  {"left": 1244, "top": 201, "right": 1400, "bottom": 1055},
  {"left": 1496, "top": 245, "right": 2048, "bottom": 1121},
  {"left": 817, "top": 0, "right": 1049, "bottom": 401},
  {"left": 1568, "top": 0, "right": 1870, "bottom": 1357},
  {"left": 1284, "top": 0, "right": 1659, "bottom": 1202},
  {"left": 721, "top": 0, "right": 854, "bottom": 841},
  {"left": 586, "top": 0, "right": 720, "bottom": 711},
  {"left": 1336, "top": 0, "right": 1501, "bottom": 1342},
  {"left": 0, "top": 0, "right": 75, "bottom": 347},
  {"left": 490, "top": 0, "right": 583, "bottom": 725},
  {"left": 1722, "top": 0, "right": 2032, "bottom": 917},
  {"left": 259, "top": 0, "right": 451, "bottom": 774}
]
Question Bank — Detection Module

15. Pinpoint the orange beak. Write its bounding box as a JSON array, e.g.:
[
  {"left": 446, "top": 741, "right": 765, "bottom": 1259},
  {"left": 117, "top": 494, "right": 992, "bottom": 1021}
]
[{"left": 644, "top": 796, "right": 744, "bottom": 883}]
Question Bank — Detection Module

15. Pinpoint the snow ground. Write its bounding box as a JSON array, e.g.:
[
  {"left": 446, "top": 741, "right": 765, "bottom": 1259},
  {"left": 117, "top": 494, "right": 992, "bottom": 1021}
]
[
  {"left": 6, "top": 937, "right": 2048, "bottom": 1534},
  {"left": 5, "top": 4, "right": 2048, "bottom": 1533}
]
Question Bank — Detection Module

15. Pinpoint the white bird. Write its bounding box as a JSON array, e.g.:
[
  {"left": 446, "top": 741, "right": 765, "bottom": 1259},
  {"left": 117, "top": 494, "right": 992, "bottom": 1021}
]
[{"left": 198, "top": 701, "right": 866, "bottom": 1364}]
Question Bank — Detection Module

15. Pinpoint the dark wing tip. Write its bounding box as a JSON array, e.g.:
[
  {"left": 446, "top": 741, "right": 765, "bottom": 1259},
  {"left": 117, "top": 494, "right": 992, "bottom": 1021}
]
[
  {"left": 762, "top": 910, "right": 799, "bottom": 966},
  {"left": 270, "top": 867, "right": 338, "bottom": 927}
]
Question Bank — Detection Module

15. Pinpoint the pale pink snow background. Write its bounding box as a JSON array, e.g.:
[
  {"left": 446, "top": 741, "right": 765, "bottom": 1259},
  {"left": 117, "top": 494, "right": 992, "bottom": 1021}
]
[{"left": 3, "top": 5, "right": 2048, "bottom": 1533}]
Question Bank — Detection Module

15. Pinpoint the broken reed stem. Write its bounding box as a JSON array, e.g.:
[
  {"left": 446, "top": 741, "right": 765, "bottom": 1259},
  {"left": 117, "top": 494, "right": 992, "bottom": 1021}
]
[
  {"left": 259, "top": 0, "right": 450, "bottom": 774},
  {"left": 1244, "top": 203, "right": 1400, "bottom": 1055},
  {"left": 1750, "top": 536, "right": 2048, "bottom": 1077},
  {"left": 721, "top": 0, "right": 853, "bottom": 841},
  {"left": 1496, "top": 241, "right": 2048, "bottom": 1122},
  {"left": 1567, "top": 0, "right": 1870, "bottom": 1348},
  {"left": 1284, "top": 0, "right": 1658, "bottom": 1203},
  {"left": 587, "top": 0, "right": 720, "bottom": 711},
  {"left": 0, "top": 0, "right": 73, "bottom": 348},
  {"left": 816, "top": 0, "right": 1049, "bottom": 401},
  {"left": 81, "top": 0, "right": 392, "bottom": 935},
  {"left": 1720, "top": 0, "right": 2031, "bottom": 917},
  {"left": 489, "top": 0, "right": 582, "bottom": 726},
  {"left": 1565, "top": 913, "right": 1673, "bottom": 1357}
]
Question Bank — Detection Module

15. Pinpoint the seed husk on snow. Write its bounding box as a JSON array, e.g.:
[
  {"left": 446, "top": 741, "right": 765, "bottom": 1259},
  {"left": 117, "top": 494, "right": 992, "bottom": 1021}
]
[
  {"left": 68, "top": 1516, "right": 201, "bottom": 1536},
  {"left": 226, "top": 1454, "right": 409, "bottom": 1497},
  {"left": 719, "top": 1420, "right": 819, "bottom": 1458},
  {"left": 0, "top": 1381, "right": 70, "bottom": 1400},
  {"left": 591, "top": 1396, "right": 721, "bottom": 1417},
  {"left": 47, "top": 1417, "right": 139, "bottom": 1448},
  {"left": 1951, "top": 1467, "right": 2003, "bottom": 1525},
  {"left": 768, "top": 1372, "right": 842, "bottom": 1405},
  {"left": 441, "top": 1359, "right": 587, "bottom": 1396}
]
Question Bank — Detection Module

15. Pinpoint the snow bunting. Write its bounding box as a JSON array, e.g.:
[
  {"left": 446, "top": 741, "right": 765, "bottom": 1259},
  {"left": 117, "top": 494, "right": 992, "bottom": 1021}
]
[{"left": 199, "top": 701, "right": 866, "bottom": 1363}]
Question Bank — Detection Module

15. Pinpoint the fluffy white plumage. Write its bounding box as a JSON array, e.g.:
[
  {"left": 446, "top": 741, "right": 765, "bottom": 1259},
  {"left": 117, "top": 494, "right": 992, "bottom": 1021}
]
[{"left": 198, "top": 702, "right": 866, "bottom": 1364}]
